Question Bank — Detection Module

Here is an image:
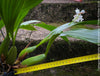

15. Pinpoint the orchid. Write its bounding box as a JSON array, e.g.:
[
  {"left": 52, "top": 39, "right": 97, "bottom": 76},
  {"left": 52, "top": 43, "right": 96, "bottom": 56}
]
[
  {"left": 0, "top": 0, "right": 99, "bottom": 75},
  {"left": 72, "top": 8, "right": 85, "bottom": 22}
]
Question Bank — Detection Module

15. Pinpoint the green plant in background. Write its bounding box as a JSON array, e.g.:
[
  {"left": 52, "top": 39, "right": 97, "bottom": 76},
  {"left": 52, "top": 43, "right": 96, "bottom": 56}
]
[{"left": 0, "top": 0, "right": 99, "bottom": 75}]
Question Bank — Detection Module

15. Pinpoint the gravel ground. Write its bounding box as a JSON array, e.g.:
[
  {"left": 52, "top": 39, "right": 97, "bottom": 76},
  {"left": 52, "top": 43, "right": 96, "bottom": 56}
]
[
  {"left": 0, "top": 26, "right": 77, "bottom": 42},
  {"left": 0, "top": 26, "right": 51, "bottom": 42},
  {"left": 0, "top": 25, "right": 99, "bottom": 42}
]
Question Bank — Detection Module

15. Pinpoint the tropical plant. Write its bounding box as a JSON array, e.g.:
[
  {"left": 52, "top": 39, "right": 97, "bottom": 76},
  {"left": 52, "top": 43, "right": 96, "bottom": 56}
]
[{"left": 0, "top": 0, "right": 99, "bottom": 76}]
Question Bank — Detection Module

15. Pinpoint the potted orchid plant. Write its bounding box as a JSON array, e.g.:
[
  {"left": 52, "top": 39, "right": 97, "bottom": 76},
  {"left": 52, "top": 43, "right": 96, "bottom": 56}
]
[{"left": 0, "top": 0, "right": 99, "bottom": 76}]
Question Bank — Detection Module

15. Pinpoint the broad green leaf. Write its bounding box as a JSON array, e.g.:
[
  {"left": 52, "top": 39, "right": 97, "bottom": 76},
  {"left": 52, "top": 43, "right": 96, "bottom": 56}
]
[
  {"left": 35, "top": 22, "right": 75, "bottom": 44},
  {"left": 34, "top": 20, "right": 99, "bottom": 43},
  {"left": 77, "top": 20, "right": 99, "bottom": 25},
  {"left": 13, "top": 0, "right": 43, "bottom": 43},
  {"left": 20, "top": 21, "right": 56, "bottom": 31},
  {"left": 20, "top": 20, "right": 41, "bottom": 25},
  {"left": 34, "top": 20, "right": 99, "bottom": 41},
  {"left": 47, "top": 22, "right": 77, "bottom": 38},
  {"left": 34, "top": 22, "right": 56, "bottom": 31},
  {"left": 19, "top": 20, "right": 99, "bottom": 57},
  {"left": 0, "top": 20, "right": 4, "bottom": 30},
  {"left": 33, "top": 22, "right": 75, "bottom": 48},
  {"left": 14, "top": 0, "right": 43, "bottom": 31},
  {"left": 51, "top": 20, "right": 98, "bottom": 36},
  {"left": 70, "top": 20, "right": 99, "bottom": 30},
  {"left": 60, "top": 29, "right": 99, "bottom": 44},
  {"left": 20, "top": 25, "right": 36, "bottom": 31},
  {"left": 70, "top": 24, "right": 95, "bottom": 30},
  {"left": 20, "top": 20, "right": 40, "bottom": 30},
  {"left": 22, "top": 0, "right": 43, "bottom": 11},
  {"left": 26, "top": 22, "right": 72, "bottom": 44}
]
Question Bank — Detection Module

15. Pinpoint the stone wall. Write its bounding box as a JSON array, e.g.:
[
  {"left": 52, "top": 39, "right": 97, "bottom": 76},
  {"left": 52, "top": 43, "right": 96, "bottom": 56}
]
[
  {"left": 42, "top": 0, "right": 75, "bottom": 3},
  {"left": 24, "top": 2, "right": 98, "bottom": 22},
  {"left": 42, "top": 0, "right": 98, "bottom": 3}
]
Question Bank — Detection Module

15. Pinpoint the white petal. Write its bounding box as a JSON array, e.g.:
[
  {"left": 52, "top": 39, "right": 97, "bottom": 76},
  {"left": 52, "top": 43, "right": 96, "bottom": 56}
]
[
  {"left": 81, "top": 10, "right": 85, "bottom": 14},
  {"left": 72, "top": 9, "right": 85, "bottom": 22},
  {"left": 75, "top": 8, "right": 80, "bottom": 14}
]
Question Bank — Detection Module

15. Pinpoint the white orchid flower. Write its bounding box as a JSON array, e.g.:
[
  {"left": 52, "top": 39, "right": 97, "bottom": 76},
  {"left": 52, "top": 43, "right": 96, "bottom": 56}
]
[{"left": 72, "top": 8, "right": 85, "bottom": 22}]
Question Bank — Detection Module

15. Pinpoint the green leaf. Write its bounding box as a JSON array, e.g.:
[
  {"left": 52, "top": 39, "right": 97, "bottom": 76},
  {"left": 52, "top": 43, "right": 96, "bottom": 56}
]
[
  {"left": 60, "top": 29, "right": 99, "bottom": 45},
  {"left": 20, "top": 21, "right": 56, "bottom": 31},
  {"left": 77, "top": 20, "right": 99, "bottom": 25},
  {"left": 28, "top": 22, "right": 77, "bottom": 51},
  {"left": 47, "top": 22, "right": 77, "bottom": 38},
  {"left": 14, "top": 0, "right": 43, "bottom": 31},
  {"left": 13, "top": 0, "right": 43, "bottom": 43},
  {"left": 20, "top": 24, "right": 36, "bottom": 31},
  {"left": 20, "top": 20, "right": 41, "bottom": 30},
  {"left": 34, "top": 20, "right": 99, "bottom": 43},
  {"left": 0, "top": 0, "right": 25, "bottom": 34},
  {"left": 34, "top": 22, "right": 56, "bottom": 31},
  {"left": 22, "top": 0, "right": 43, "bottom": 11},
  {"left": 35, "top": 22, "right": 76, "bottom": 45},
  {"left": 20, "top": 20, "right": 41, "bottom": 25},
  {"left": 0, "top": 20, "right": 4, "bottom": 30},
  {"left": 70, "top": 20, "right": 99, "bottom": 30}
]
